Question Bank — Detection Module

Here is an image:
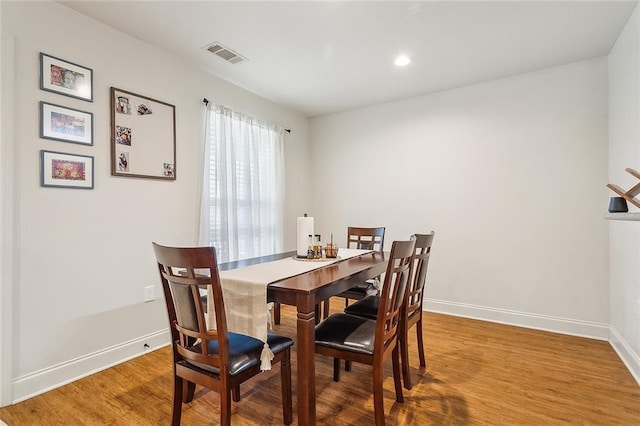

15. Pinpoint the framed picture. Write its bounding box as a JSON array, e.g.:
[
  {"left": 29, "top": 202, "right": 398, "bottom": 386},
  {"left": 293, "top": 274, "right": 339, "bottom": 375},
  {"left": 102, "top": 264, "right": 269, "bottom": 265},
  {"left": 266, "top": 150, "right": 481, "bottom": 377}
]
[
  {"left": 40, "top": 101, "right": 93, "bottom": 145},
  {"left": 40, "top": 53, "right": 93, "bottom": 102},
  {"left": 40, "top": 150, "right": 94, "bottom": 189},
  {"left": 110, "top": 87, "right": 176, "bottom": 180}
]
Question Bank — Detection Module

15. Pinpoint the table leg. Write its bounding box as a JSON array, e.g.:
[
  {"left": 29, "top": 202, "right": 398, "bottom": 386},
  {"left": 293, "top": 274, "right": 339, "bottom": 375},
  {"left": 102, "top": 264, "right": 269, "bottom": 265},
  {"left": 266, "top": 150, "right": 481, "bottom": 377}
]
[
  {"left": 297, "top": 309, "right": 316, "bottom": 426},
  {"left": 274, "top": 302, "right": 281, "bottom": 325}
]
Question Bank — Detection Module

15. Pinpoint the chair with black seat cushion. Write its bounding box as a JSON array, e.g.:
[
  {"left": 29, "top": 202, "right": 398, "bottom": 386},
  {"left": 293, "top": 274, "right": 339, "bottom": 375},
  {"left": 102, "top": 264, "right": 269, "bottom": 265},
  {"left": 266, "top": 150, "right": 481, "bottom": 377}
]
[
  {"left": 315, "top": 239, "right": 415, "bottom": 426},
  {"left": 345, "top": 232, "right": 434, "bottom": 390},
  {"left": 322, "top": 226, "right": 385, "bottom": 319},
  {"left": 152, "top": 243, "right": 294, "bottom": 426}
]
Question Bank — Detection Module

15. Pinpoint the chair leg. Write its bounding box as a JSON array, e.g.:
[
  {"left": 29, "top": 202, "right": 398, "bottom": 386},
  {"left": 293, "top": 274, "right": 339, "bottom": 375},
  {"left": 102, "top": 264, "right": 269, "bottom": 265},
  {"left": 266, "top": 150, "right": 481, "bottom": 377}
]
[
  {"left": 182, "top": 380, "right": 196, "bottom": 403},
  {"left": 323, "top": 298, "right": 330, "bottom": 319},
  {"left": 220, "top": 389, "right": 232, "bottom": 426},
  {"left": 333, "top": 358, "right": 341, "bottom": 382},
  {"left": 400, "top": 324, "right": 413, "bottom": 390},
  {"left": 315, "top": 304, "right": 322, "bottom": 325},
  {"left": 416, "top": 318, "right": 426, "bottom": 368},
  {"left": 344, "top": 297, "right": 349, "bottom": 308},
  {"left": 232, "top": 385, "right": 240, "bottom": 402},
  {"left": 372, "top": 359, "right": 386, "bottom": 426},
  {"left": 392, "top": 345, "right": 404, "bottom": 403},
  {"left": 171, "top": 376, "right": 184, "bottom": 426},
  {"left": 274, "top": 302, "right": 281, "bottom": 325},
  {"left": 345, "top": 360, "right": 352, "bottom": 372},
  {"left": 281, "top": 350, "right": 293, "bottom": 425}
]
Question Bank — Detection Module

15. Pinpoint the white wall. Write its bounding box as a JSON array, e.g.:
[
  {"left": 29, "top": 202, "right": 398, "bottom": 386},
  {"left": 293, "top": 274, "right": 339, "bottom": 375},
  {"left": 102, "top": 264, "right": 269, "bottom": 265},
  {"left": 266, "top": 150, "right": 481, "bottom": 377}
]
[
  {"left": 1, "top": 31, "right": 16, "bottom": 407},
  {"left": 311, "top": 58, "right": 610, "bottom": 338},
  {"left": 1, "top": 2, "right": 311, "bottom": 402},
  {"left": 608, "top": 4, "right": 640, "bottom": 384}
]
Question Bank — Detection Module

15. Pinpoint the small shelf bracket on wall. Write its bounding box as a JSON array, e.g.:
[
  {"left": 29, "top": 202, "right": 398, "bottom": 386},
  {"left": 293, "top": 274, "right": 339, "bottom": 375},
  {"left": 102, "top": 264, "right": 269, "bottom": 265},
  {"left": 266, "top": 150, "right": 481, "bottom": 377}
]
[{"left": 607, "top": 168, "right": 640, "bottom": 208}]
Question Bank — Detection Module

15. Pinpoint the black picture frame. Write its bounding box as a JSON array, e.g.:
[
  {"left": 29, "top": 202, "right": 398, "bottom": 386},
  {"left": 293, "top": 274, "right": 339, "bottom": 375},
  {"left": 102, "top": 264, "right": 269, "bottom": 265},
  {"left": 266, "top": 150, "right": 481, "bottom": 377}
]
[
  {"left": 40, "top": 150, "right": 95, "bottom": 189},
  {"left": 40, "top": 52, "right": 93, "bottom": 102},
  {"left": 40, "top": 101, "right": 94, "bottom": 146}
]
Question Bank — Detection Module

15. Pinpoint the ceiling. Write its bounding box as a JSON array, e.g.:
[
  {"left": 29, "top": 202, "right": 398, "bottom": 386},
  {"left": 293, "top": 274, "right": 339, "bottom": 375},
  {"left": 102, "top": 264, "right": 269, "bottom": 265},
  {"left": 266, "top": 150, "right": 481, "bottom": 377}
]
[{"left": 59, "top": 1, "right": 638, "bottom": 118}]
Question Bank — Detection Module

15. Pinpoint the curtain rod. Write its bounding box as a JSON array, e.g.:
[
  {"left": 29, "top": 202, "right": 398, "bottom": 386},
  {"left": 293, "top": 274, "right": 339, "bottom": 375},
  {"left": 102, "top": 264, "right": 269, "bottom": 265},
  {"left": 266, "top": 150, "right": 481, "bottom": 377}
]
[{"left": 203, "top": 98, "right": 291, "bottom": 133}]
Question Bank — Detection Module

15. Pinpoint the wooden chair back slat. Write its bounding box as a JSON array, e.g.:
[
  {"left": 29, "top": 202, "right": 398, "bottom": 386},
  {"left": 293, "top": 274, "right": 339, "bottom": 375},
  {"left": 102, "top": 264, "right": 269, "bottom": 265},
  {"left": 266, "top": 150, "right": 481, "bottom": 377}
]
[
  {"left": 406, "top": 232, "right": 435, "bottom": 320},
  {"left": 347, "top": 227, "right": 386, "bottom": 252},
  {"left": 375, "top": 239, "right": 415, "bottom": 355}
]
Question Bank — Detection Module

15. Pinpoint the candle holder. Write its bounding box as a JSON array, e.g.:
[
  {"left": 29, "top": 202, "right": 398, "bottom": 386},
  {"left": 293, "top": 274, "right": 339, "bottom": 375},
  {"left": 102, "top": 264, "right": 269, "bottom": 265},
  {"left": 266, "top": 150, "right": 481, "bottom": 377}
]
[{"left": 325, "top": 243, "right": 338, "bottom": 258}]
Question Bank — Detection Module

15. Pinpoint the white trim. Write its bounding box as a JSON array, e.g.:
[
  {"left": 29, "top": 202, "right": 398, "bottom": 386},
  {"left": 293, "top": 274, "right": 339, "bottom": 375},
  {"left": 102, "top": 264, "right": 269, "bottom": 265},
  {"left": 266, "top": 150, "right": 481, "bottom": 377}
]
[
  {"left": 424, "top": 298, "right": 610, "bottom": 340},
  {"left": 609, "top": 326, "right": 640, "bottom": 386},
  {"left": 0, "top": 33, "right": 16, "bottom": 408},
  {"left": 12, "top": 329, "right": 170, "bottom": 404}
]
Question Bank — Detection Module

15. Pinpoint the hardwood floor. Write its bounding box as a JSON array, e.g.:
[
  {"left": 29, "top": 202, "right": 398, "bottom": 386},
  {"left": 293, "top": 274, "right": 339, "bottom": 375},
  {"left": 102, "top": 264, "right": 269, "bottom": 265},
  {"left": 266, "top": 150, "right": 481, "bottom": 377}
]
[{"left": 1, "top": 304, "right": 639, "bottom": 425}]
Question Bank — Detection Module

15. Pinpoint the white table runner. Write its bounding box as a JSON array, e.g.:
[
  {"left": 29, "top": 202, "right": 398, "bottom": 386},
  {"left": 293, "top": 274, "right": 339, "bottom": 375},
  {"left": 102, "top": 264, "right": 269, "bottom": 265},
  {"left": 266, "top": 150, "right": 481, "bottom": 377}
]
[{"left": 208, "top": 248, "right": 372, "bottom": 370}]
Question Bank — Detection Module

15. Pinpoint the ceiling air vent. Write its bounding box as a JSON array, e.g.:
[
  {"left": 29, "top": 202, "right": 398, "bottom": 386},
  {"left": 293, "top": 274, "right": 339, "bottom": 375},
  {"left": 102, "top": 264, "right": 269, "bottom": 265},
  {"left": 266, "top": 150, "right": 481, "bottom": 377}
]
[{"left": 206, "top": 42, "right": 247, "bottom": 64}]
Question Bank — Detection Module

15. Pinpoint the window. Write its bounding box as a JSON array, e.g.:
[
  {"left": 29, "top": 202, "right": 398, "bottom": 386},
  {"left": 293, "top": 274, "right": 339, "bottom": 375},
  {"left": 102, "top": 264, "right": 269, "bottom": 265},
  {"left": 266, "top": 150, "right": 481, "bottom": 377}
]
[{"left": 199, "top": 105, "right": 285, "bottom": 263}]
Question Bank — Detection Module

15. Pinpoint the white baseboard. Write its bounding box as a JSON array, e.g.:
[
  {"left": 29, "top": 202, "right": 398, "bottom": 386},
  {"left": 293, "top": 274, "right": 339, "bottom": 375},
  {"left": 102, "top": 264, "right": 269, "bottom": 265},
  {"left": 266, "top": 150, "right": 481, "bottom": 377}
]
[
  {"left": 424, "top": 298, "right": 610, "bottom": 340},
  {"left": 609, "top": 326, "right": 640, "bottom": 386},
  {"left": 12, "top": 329, "right": 171, "bottom": 404}
]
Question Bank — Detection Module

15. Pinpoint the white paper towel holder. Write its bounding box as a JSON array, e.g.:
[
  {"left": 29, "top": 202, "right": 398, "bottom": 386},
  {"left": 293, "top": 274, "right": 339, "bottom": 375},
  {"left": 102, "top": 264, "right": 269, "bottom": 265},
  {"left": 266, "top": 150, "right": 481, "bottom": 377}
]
[{"left": 296, "top": 213, "right": 314, "bottom": 258}]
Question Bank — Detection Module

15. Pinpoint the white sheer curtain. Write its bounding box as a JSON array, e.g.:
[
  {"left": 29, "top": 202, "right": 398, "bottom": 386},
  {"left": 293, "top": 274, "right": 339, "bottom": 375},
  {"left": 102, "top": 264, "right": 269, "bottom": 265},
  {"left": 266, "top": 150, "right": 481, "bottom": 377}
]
[{"left": 199, "top": 105, "right": 285, "bottom": 263}]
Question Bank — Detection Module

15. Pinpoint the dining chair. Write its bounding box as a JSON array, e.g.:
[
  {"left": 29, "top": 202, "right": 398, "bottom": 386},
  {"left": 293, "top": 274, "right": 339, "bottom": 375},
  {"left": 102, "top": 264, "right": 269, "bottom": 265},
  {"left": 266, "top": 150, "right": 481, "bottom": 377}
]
[
  {"left": 314, "top": 239, "right": 415, "bottom": 426},
  {"left": 152, "top": 243, "right": 294, "bottom": 426},
  {"left": 344, "top": 232, "right": 435, "bottom": 389},
  {"left": 321, "top": 226, "right": 386, "bottom": 319}
]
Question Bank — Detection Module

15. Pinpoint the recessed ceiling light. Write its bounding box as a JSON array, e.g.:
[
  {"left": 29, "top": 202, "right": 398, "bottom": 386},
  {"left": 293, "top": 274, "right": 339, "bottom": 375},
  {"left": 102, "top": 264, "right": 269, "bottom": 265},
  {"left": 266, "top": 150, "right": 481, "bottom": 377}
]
[{"left": 394, "top": 55, "right": 412, "bottom": 67}]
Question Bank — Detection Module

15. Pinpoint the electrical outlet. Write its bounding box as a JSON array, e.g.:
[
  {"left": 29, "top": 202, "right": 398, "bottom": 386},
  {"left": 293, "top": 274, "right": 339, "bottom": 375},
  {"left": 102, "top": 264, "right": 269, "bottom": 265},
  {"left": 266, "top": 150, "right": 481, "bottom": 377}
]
[{"left": 144, "top": 285, "right": 155, "bottom": 302}]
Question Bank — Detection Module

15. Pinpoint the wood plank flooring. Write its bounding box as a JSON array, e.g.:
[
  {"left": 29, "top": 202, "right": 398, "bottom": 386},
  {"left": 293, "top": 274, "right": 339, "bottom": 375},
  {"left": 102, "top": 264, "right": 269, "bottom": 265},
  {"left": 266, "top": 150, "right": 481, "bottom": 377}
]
[{"left": 1, "top": 304, "right": 639, "bottom": 425}]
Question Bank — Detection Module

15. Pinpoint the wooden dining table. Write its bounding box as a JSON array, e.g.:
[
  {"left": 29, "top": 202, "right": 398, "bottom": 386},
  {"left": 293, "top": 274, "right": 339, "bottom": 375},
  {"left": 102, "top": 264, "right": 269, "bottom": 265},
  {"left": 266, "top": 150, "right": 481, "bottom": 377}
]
[{"left": 218, "top": 249, "right": 388, "bottom": 426}]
